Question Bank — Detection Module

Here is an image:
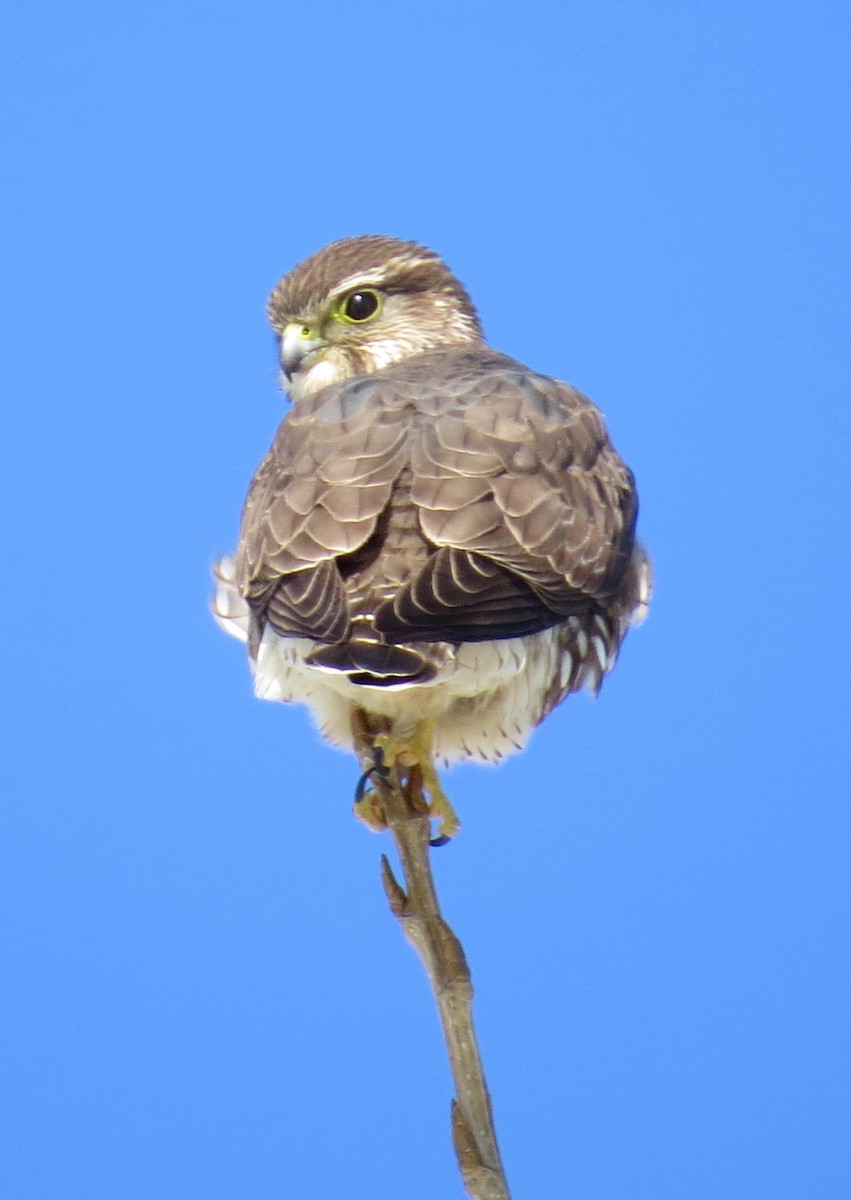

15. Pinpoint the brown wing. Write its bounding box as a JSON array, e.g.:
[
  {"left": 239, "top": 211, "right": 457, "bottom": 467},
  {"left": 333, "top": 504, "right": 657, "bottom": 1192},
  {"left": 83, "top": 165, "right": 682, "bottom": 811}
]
[
  {"left": 236, "top": 377, "right": 409, "bottom": 646},
  {"left": 373, "top": 350, "right": 638, "bottom": 643}
]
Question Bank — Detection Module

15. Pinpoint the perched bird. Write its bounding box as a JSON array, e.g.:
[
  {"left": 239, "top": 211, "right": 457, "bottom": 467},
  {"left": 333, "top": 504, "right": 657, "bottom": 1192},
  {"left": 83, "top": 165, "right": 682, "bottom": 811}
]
[{"left": 213, "top": 236, "right": 650, "bottom": 840}]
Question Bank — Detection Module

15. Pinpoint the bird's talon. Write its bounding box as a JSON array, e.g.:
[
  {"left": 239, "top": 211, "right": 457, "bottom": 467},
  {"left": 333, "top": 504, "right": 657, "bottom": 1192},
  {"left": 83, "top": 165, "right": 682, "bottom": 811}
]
[
  {"left": 354, "top": 766, "right": 373, "bottom": 805},
  {"left": 354, "top": 745, "right": 392, "bottom": 803},
  {"left": 353, "top": 745, "right": 395, "bottom": 832}
]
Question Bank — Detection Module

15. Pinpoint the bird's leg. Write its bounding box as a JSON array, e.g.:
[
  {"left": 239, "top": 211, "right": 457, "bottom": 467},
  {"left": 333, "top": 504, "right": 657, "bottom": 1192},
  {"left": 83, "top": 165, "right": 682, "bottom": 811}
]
[
  {"left": 351, "top": 708, "right": 393, "bottom": 833},
  {"left": 352, "top": 744, "right": 393, "bottom": 833},
  {"left": 374, "top": 720, "right": 460, "bottom": 845}
]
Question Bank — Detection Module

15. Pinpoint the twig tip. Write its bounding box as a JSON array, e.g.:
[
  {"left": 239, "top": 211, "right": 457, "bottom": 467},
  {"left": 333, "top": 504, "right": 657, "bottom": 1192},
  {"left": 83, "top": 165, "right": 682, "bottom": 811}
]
[{"left": 380, "top": 853, "right": 408, "bottom": 916}]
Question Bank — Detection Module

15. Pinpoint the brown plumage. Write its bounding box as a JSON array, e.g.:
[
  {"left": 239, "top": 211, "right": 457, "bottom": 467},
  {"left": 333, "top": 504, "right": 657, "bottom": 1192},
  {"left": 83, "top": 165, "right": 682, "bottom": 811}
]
[{"left": 214, "top": 236, "right": 650, "bottom": 825}]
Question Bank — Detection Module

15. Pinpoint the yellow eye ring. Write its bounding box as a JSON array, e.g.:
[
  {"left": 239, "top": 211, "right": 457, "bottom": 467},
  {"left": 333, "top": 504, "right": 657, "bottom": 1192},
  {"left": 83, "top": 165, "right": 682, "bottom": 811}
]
[{"left": 337, "top": 288, "right": 382, "bottom": 323}]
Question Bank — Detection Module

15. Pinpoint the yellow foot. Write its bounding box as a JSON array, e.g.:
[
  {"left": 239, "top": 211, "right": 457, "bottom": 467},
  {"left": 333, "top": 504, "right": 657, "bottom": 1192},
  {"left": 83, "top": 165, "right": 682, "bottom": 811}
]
[
  {"left": 373, "top": 726, "right": 461, "bottom": 844},
  {"left": 352, "top": 790, "right": 387, "bottom": 833}
]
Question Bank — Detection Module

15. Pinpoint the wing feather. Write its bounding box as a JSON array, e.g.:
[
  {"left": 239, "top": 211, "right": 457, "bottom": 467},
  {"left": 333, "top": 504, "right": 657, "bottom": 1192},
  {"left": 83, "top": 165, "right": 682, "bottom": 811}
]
[
  {"left": 399, "top": 351, "right": 639, "bottom": 637},
  {"left": 236, "top": 377, "right": 409, "bottom": 642}
]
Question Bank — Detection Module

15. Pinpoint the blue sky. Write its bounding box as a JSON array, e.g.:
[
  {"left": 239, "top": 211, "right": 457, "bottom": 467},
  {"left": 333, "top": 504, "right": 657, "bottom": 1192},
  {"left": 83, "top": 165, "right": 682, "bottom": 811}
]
[{"left": 2, "top": 2, "right": 849, "bottom": 1196}]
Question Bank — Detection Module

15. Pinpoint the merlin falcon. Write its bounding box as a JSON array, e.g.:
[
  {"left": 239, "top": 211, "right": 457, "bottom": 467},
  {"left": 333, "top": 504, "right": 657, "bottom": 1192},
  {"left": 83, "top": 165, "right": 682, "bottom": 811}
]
[{"left": 213, "top": 236, "right": 650, "bottom": 841}]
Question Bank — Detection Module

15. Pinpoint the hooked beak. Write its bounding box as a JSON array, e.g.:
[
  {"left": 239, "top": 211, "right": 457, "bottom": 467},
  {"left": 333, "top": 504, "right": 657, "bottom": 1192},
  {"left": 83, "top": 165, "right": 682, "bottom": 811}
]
[{"left": 281, "top": 323, "right": 327, "bottom": 380}]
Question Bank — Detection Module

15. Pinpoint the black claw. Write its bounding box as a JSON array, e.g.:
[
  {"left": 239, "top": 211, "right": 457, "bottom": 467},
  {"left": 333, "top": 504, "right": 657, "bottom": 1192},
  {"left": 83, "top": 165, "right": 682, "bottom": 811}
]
[
  {"left": 354, "top": 767, "right": 373, "bottom": 804},
  {"left": 354, "top": 746, "right": 390, "bottom": 803},
  {"left": 429, "top": 833, "right": 451, "bottom": 848}
]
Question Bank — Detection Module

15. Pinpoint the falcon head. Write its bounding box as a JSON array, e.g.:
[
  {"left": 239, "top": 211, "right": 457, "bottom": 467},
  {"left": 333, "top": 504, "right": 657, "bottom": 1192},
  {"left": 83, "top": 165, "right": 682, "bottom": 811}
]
[{"left": 266, "top": 235, "right": 484, "bottom": 401}]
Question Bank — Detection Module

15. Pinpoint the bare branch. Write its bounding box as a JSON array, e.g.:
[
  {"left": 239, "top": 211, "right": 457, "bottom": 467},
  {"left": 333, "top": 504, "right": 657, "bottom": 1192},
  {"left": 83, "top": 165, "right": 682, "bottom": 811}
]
[{"left": 370, "top": 758, "right": 512, "bottom": 1200}]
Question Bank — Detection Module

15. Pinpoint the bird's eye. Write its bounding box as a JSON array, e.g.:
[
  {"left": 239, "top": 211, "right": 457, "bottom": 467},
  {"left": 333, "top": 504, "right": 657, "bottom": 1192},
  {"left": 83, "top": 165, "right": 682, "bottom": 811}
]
[{"left": 339, "top": 289, "right": 381, "bottom": 323}]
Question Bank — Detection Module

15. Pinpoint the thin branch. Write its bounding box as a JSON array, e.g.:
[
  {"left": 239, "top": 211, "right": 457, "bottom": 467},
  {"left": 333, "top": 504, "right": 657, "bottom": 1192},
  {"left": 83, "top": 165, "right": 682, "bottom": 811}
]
[{"left": 352, "top": 712, "right": 511, "bottom": 1200}]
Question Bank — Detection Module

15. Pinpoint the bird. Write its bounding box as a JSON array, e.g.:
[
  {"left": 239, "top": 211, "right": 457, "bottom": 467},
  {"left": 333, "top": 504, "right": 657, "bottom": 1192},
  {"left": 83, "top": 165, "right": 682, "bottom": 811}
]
[{"left": 213, "top": 235, "right": 650, "bottom": 842}]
